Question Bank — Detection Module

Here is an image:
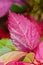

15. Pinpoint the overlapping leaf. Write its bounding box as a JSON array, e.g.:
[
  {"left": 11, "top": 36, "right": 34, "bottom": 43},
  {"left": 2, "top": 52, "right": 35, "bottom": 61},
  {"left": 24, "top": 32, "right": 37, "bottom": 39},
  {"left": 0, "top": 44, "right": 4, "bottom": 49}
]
[
  {"left": 8, "top": 11, "right": 40, "bottom": 52},
  {"left": 0, "top": 39, "right": 18, "bottom": 56},
  {"left": 0, "top": 0, "right": 12, "bottom": 17}
]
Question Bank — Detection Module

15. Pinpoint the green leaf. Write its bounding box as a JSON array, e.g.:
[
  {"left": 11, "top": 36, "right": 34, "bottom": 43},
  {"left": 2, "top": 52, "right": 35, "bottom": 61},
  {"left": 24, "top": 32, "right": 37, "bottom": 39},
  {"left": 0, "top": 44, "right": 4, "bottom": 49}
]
[
  {"left": 0, "top": 39, "right": 18, "bottom": 56},
  {"left": 0, "top": 47, "right": 11, "bottom": 56},
  {"left": 10, "top": 4, "right": 27, "bottom": 13},
  {"left": 23, "top": 52, "right": 35, "bottom": 62}
]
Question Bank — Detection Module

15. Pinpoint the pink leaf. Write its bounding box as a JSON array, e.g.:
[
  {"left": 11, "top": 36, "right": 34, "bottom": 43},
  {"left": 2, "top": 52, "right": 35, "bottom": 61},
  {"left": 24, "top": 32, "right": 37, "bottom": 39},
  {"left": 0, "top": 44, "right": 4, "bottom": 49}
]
[
  {"left": 35, "top": 42, "right": 43, "bottom": 63},
  {"left": 8, "top": 11, "right": 40, "bottom": 52},
  {"left": 0, "top": 0, "right": 12, "bottom": 17}
]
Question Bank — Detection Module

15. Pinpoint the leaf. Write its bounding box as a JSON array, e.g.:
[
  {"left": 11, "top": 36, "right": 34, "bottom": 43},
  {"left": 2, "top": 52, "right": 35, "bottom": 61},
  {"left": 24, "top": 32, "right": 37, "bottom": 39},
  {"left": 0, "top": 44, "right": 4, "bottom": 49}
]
[
  {"left": 0, "top": 0, "right": 12, "bottom": 17},
  {"left": 35, "top": 41, "right": 43, "bottom": 62},
  {"left": 0, "top": 39, "right": 18, "bottom": 56},
  {"left": 10, "top": 4, "right": 27, "bottom": 13},
  {"left": 23, "top": 52, "right": 35, "bottom": 62},
  {"left": 8, "top": 11, "right": 40, "bottom": 52},
  {"left": 0, "top": 51, "right": 27, "bottom": 64}
]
